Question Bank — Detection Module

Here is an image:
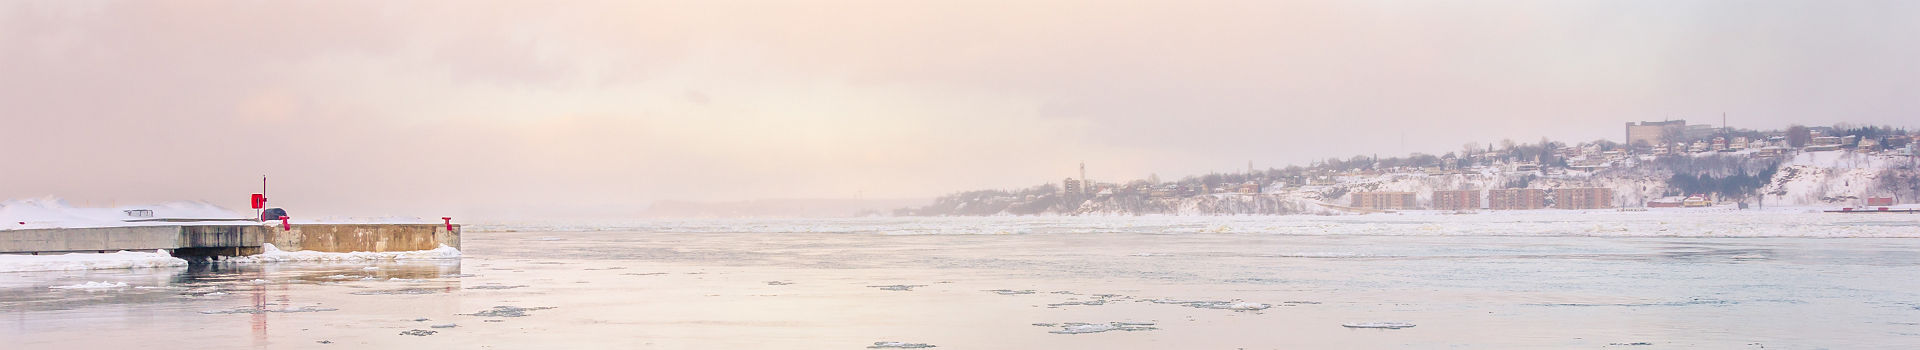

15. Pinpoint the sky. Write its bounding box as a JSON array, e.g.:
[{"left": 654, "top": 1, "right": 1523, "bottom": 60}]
[{"left": 1, "top": 0, "right": 1916, "bottom": 219}]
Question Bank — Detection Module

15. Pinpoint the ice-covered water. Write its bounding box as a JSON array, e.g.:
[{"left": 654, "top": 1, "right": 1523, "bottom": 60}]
[{"left": 3, "top": 214, "right": 1919, "bottom": 349}]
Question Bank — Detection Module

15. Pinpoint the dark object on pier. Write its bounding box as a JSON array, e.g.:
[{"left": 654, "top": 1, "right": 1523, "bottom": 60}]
[{"left": 260, "top": 207, "right": 288, "bottom": 221}]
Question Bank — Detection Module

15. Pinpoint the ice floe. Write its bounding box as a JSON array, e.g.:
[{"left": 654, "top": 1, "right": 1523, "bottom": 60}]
[
  {"left": 49, "top": 281, "right": 129, "bottom": 290},
  {"left": 868, "top": 284, "right": 925, "bottom": 291},
  {"left": 868, "top": 341, "right": 936, "bottom": 348},
  {"left": 1145, "top": 299, "right": 1271, "bottom": 311},
  {"left": 467, "top": 284, "right": 528, "bottom": 290},
  {"left": 0, "top": 250, "right": 187, "bottom": 272},
  {"left": 1342, "top": 322, "right": 1416, "bottom": 329},
  {"left": 462, "top": 305, "right": 555, "bottom": 317},
  {"left": 398, "top": 329, "right": 437, "bottom": 336},
  {"left": 1038, "top": 322, "right": 1159, "bottom": 334},
  {"left": 349, "top": 288, "right": 442, "bottom": 295}
]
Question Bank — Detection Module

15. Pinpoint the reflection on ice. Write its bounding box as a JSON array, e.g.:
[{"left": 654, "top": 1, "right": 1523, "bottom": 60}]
[{"left": 200, "top": 305, "right": 338, "bottom": 314}]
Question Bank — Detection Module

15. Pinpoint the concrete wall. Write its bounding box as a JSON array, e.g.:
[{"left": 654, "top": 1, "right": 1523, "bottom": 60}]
[
  {"left": 0, "top": 226, "right": 182, "bottom": 253},
  {"left": 2, "top": 223, "right": 460, "bottom": 255},
  {"left": 266, "top": 224, "right": 460, "bottom": 253}
]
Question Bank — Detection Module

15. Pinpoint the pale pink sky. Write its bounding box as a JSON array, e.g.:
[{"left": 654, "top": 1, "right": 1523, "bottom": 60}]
[{"left": 2, "top": 1, "right": 1916, "bottom": 219}]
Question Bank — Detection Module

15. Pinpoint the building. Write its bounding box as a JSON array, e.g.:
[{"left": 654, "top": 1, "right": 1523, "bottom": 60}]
[
  {"left": 1868, "top": 197, "right": 1895, "bottom": 206},
  {"left": 1807, "top": 136, "right": 1843, "bottom": 151},
  {"left": 1626, "top": 120, "right": 1687, "bottom": 147},
  {"left": 1350, "top": 192, "right": 1416, "bottom": 210},
  {"left": 1431, "top": 190, "right": 1481, "bottom": 211},
  {"left": 1488, "top": 188, "right": 1547, "bottom": 210},
  {"left": 1062, "top": 178, "right": 1083, "bottom": 198},
  {"left": 1683, "top": 124, "right": 1717, "bottom": 140},
  {"left": 1556, "top": 187, "right": 1615, "bottom": 209}
]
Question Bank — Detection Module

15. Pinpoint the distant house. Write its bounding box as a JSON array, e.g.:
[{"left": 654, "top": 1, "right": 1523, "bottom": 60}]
[
  {"left": 1867, "top": 197, "right": 1895, "bottom": 206},
  {"left": 1555, "top": 187, "right": 1615, "bottom": 209},
  {"left": 1351, "top": 192, "right": 1416, "bottom": 210},
  {"left": 1488, "top": 189, "right": 1547, "bottom": 210},
  {"left": 1807, "top": 136, "right": 1843, "bottom": 151},
  {"left": 1431, "top": 190, "right": 1481, "bottom": 211}
]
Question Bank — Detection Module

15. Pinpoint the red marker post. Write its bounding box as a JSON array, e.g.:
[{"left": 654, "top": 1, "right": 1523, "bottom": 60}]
[
  {"left": 442, "top": 217, "right": 454, "bottom": 231},
  {"left": 279, "top": 216, "right": 291, "bottom": 231}
]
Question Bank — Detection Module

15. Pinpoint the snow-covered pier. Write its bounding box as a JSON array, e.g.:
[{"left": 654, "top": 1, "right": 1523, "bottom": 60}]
[{"left": 0, "top": 223, "right": 460, "bottom": 258}]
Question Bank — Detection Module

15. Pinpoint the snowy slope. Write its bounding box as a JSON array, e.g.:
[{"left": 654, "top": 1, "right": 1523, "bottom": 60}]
[{"left": 1762, "top": 151, "right": 1913, "bottom": 206}]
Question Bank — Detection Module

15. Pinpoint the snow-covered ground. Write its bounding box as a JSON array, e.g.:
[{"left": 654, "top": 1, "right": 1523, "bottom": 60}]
[
  {"left": 0, "top": 197, "right": 250, "bottom": 230},
  {"left": 1762, "top": 151, "right": 1913, "bottom": 206},
  {"left": 0, "top": 197, "right": 446, "bottom": 231}
]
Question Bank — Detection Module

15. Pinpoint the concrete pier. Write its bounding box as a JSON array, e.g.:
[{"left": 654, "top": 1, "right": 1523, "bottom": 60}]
[{"left": 0, "top": 223, "right": 459, "bottom": 257}]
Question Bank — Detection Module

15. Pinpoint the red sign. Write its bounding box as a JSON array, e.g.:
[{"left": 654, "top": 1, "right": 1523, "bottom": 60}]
[{"left": 250, "top": 193, "right": 267, "bottom": 209}]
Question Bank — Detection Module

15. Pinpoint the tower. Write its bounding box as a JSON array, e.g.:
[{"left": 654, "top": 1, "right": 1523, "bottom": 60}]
[{"left": 1079, "top": 162, "right": 1086, "bottom": 187}]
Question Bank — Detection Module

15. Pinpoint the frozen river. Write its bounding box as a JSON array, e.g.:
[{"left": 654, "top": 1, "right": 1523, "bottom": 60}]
[{"left": 4, "top": 213, "right": 1919, "bottom": 349}]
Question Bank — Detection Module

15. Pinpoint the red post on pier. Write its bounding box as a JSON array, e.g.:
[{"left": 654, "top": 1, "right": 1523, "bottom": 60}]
[
  {"left": 279, "top": 216, "right": 290, "bottom": 231},
  {"left": 442, "top": 217, "right": 453, "bottom": 231}
]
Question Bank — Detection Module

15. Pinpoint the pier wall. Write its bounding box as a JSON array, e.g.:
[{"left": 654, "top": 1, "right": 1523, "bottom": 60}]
[
  {"left": 0, "top": 226, "right": 184, "bottom": 253},
  {"left": 267, "top": 224, "right": 460, "bottom": 252},
  {"left": 0, "top": 223, "right": 458, "bottom": 255}
]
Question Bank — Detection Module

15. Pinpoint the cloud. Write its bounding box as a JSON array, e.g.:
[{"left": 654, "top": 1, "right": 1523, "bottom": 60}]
[{"left": 1, "top": 0, "right": 1916, "bottom": 218}]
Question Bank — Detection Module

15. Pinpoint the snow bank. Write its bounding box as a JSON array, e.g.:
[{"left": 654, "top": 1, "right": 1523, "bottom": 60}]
[
  {"left": 0, "top": 250, "right": 188, "bottom": 273},
  {"left": 227, "top": 243, "right": 461, "bottom": 262}
]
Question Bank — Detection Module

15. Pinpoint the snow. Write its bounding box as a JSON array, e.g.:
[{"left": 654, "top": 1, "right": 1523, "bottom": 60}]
[
  {"left": 0, "top": 250, "right": 188, "bottom": 273},
  {"left": 1763, "top": 151, "right": 1910, "bottom": 206},
  {"left": 0, "top": 197, "right": 449, "bottom": 230},
  {"left": 225, "top": 243, "right": 461, "bottom": 262},
  {"left": 1, "top": 197, "right": 250, "bottom": 230}
]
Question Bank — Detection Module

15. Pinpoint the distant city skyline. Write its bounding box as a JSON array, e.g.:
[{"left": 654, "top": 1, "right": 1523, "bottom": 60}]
[{"left": 2, "top": 1, "right": 1916, "bottom": 219}]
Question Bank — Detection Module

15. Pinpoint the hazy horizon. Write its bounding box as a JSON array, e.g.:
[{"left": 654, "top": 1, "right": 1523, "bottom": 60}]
[{"left": 3, "top": 1, "right": 1917, "bottom": 219}]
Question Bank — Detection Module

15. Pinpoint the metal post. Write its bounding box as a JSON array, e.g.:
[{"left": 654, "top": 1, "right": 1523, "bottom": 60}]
[{"left": 260, "top": 175, "right": 267, "bottom": 223}]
